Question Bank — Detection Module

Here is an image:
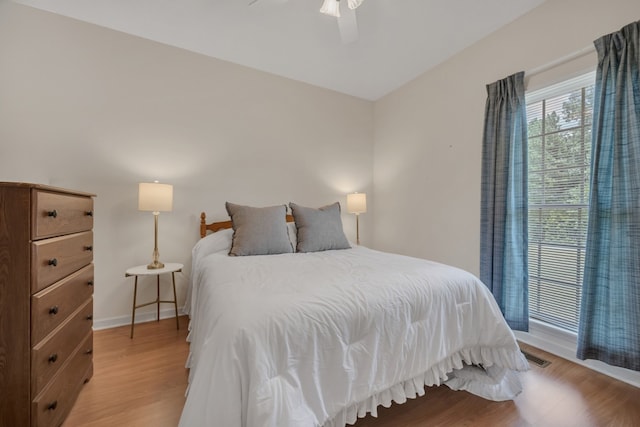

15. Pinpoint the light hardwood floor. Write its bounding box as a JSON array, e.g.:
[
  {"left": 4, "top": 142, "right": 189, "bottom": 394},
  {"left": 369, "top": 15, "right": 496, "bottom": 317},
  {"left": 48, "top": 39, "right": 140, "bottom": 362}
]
[
  {"left": 63, "top": 316, "right": 190, "bottom": 427},
  {"left": 64, "top": 316, "right": 640, "bottom": 427}
]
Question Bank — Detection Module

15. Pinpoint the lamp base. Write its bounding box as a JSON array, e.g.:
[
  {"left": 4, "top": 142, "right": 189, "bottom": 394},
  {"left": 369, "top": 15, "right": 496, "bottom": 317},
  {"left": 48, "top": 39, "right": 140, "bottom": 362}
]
[
  {"left": 147, "top": 260, "right": 165, "bottom": 270},
  {"left": 147, "top": 213, "right": 164, "bottom": 269}
]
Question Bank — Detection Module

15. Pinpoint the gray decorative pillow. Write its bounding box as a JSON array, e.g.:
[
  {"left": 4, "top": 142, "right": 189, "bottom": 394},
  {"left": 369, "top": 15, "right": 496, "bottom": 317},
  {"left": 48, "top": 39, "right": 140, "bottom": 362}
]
[
  {"left": 289, "top": 202, "right": 351, "bottom": 253},
  {"left": 226, "top": 202, "right": 293, "bottom": 256}
]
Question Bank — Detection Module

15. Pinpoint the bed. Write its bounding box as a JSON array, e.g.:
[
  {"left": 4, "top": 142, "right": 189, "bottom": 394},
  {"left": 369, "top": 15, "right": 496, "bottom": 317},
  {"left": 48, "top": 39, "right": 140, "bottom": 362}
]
[{"left": 180, "top": 207, "right": 528, "bottom": 427}]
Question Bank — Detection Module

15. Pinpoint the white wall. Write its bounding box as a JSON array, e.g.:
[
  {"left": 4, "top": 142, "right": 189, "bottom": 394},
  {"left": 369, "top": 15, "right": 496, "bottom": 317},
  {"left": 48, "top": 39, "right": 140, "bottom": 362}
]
[
  {"left": 3, "top": 0, "right": 639, "bottom": 383},
  {"left": 0, "top": 1, "right": 374, "bottom": 326},
  {"left": 373, "top": 0, "right": 640, "bottom": 385},
  {"left": 373, "top": 0, "right": 640, "bottom": 276}
]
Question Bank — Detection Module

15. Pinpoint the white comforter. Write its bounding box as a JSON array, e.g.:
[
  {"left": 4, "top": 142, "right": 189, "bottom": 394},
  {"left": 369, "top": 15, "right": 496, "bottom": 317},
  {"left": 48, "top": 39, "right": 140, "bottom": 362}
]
[{"left": 180, "top": 230, "right": 528, "bottom": 427}]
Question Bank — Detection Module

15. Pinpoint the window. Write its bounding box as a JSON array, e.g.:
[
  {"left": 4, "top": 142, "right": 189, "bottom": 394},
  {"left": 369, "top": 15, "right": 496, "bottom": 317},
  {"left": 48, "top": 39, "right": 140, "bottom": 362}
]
[{"left": 526, "top": 72, "right": 595, "bottom": 332}]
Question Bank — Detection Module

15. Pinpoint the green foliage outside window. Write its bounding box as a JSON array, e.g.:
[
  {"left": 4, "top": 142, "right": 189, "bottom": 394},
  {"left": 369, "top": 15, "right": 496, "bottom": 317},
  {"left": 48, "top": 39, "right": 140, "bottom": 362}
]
[{"left": 527, "top": 84, "right": 594, "bottom": 331}]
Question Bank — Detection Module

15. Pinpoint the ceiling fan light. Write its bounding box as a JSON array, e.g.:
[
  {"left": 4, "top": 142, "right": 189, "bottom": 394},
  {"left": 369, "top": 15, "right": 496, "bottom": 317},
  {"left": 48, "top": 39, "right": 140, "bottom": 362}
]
[
  {"left": 347, "top": 0, "right": 363, "bottom": 10},
  {"left": 320, "top": 0, "right": 340, "bottom": 18}
]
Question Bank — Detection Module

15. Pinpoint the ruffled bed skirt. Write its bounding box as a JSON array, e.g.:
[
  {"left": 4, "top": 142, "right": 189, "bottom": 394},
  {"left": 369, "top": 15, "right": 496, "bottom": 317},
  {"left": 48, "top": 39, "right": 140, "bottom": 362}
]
[{"left": 324, "top": 346, "right": 529, "bottom": 427}]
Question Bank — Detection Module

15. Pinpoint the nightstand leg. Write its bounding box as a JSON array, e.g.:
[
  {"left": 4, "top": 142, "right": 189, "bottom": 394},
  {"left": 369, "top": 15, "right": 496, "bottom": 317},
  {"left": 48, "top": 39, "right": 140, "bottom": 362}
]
[
  {"left": 131, "top": 276, "right": 138, "bottom": 339},
  {"left": 156, "top": 274, "right": 160, "bottom": 322},
  {"left": 172, "top": 272, "right": 179, "bottom": 330}
]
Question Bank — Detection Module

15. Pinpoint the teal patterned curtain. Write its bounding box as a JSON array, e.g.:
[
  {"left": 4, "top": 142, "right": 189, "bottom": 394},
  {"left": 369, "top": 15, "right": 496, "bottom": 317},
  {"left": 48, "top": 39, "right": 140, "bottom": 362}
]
[
  {"left": 480, "top": 71, "right": 529, "bottom": 331},
  {"left": 577, "top": 21, "right": 640, "bottom": 371}
]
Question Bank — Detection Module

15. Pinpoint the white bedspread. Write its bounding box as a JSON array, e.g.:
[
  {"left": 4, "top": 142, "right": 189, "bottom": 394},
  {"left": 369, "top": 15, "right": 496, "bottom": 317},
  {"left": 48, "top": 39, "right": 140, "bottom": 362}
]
[{"left": 180, "top": 230, "right": 528, "bottom": 427}]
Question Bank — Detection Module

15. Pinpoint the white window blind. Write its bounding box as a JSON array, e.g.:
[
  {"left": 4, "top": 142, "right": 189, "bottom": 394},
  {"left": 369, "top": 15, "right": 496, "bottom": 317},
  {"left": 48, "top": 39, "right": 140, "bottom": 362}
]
[{"left": 526, "top": 72, "right": 595, "bottom": 332}]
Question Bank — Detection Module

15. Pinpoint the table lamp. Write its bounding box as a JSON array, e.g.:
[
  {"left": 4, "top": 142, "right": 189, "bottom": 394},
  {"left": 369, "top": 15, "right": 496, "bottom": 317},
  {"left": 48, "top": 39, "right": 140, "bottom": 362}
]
[
  {"left": 138, "top": 182, "right": 173, "bottom": 269},
  {"left": 347, "top": 192, "right": 366, "bottom": 245}
]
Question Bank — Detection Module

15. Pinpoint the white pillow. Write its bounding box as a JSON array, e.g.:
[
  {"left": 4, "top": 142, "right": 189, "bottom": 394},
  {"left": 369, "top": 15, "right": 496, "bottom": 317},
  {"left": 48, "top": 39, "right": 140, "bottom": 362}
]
[
  {"left": 192, "top": 228, "right": 233, "bottom": 260},
  {"left": 287, "top": 222, "right": 297, "bottom": 249}
]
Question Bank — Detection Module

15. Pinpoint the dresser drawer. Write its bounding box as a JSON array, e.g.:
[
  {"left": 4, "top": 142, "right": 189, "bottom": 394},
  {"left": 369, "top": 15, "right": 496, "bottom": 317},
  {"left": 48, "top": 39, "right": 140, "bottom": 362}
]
[
  {"left": 31, "top": 264, "right": 94, "bottom": 345},
  {"left": 32, "top": 331, "right": 93, "bottom": 427},
  {"left": 31, "top": 231, "right": 93, "bottom": 293},
  {"left": 31, "top": 298, "right": 93, "bottom": 396},
  {"left": 32, "top": 190, "right": 94, "bottom": 240}
]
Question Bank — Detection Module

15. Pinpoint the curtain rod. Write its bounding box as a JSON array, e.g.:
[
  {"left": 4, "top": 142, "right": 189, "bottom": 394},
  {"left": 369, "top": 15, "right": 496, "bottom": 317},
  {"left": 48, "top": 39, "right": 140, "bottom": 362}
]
[{"left": 526, "top": 44, "right": 596, "bottom": 77}]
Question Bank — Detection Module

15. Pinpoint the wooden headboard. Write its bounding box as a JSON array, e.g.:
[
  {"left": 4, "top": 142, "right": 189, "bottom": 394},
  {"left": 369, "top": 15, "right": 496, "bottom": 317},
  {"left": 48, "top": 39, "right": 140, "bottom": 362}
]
[{"left": 200, "top": 212, "right": 295, "bottom": 238}]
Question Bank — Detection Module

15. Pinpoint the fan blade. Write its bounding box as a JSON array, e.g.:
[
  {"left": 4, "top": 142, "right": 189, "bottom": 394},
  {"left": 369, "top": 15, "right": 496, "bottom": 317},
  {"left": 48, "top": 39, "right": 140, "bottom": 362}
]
[{"left": 337, "top": 6, "right": 359, "bottom": 44}]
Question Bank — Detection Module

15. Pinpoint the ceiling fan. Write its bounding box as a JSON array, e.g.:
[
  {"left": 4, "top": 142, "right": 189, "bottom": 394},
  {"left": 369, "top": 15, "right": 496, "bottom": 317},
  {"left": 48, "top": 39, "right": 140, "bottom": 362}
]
[
  {"left": 249, "top": 0, "right": 365, "bottom": 44},
  {"left": 320, "top": 0, "right": 363, "bottom": 44}
]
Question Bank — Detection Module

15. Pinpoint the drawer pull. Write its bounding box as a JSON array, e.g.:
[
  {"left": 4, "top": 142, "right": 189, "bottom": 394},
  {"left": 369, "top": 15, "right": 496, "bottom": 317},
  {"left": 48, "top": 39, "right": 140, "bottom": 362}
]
[
  {"left": 85, "top": 245, "right": 93, "bottom": 251},
  {"left": 85, "top": 210, "right": 94, "bottom": 217},
  {"left": 48, "top": 258, "right": 58, "bottom": 267},
  {"left": 47, "top": 401, "right": 58, "bottom": 411},
  {"left": 49, "top": 306, "right": 59, "bottom": 315},
  {"left": 47, "top": 209, "right": 58, "bottom": 218},
  {"left": 86, "top": 314, "right": 93, "bottom": 321},
  {"left": 87, "top": 280, "right": 94, "bottom": 287},
  {"left": 48, "top": 353, "right": 58, "bottom": 363},
  {"left": 85, "top": 349, "right": 93, "bottom": 355}
]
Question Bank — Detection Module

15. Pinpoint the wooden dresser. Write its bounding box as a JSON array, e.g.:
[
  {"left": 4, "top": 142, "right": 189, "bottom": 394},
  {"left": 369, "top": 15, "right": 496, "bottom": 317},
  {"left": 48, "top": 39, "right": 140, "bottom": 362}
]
[{"left": 0, "top": 183, "right": 95, "bottom": 427}]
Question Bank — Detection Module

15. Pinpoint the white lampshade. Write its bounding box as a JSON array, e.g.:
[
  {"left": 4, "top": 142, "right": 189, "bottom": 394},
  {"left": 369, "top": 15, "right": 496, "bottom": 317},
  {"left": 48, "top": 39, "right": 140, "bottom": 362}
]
[
  {"left": 347, "top": 192, "right": 367, "bottom": 214},
  {"left": 320, "top": 0, "right": 340, "bottom": 18},
  {"left": 138, "top": 182, "right": 173, "bottom": 212}
]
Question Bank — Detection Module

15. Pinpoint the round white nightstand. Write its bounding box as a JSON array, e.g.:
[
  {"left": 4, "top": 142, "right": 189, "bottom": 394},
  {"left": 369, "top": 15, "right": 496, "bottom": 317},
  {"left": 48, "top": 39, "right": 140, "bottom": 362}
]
[{"left": 125, "top": 262, "right": 183, "bottom": 338}]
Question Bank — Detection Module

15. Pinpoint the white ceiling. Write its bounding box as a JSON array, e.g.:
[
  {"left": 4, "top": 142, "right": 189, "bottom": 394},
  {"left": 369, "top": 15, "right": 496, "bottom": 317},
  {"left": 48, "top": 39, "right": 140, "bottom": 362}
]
[{"left": 14, "top": 0, "right": 545, "bottom": 100}]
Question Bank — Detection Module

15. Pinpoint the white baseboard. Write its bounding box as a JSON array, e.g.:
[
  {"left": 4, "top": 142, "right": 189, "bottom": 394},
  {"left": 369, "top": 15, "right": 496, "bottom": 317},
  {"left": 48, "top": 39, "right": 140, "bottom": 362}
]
[
  {"left": 515, "top": 319, "right": 640, "bottom": 388},
  {"left": 93, "top": 306, "right": 187, "bottom": 331}
]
